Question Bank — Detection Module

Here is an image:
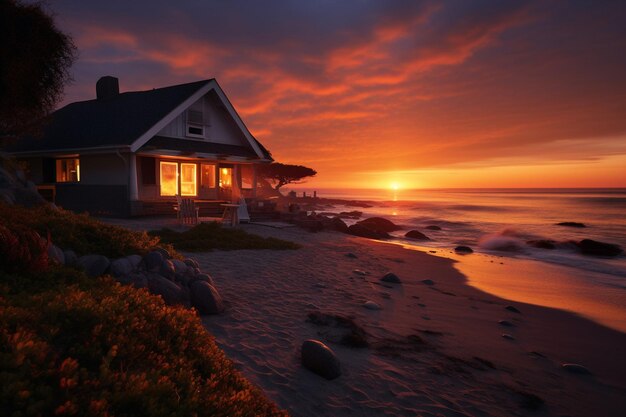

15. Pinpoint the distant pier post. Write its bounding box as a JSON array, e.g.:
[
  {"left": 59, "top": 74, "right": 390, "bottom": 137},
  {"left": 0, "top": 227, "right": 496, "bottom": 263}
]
[
  {"left": 303, "top": 191, "right": 306, "bottom": 198},
  {"left": 313, "top": 191, "right": 317, "bottom": 198}
]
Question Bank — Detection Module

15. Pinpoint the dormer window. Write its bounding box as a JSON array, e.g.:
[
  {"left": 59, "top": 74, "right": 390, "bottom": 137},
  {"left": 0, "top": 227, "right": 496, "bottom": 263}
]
[{"left": 186, "top": 109, "right": 205, "bottom": 138}]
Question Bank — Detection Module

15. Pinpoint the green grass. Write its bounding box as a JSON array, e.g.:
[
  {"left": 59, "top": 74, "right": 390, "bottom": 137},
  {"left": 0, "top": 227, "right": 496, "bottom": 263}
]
[{"left": 150, "top": 222, "right": 301, "bottom": 252}]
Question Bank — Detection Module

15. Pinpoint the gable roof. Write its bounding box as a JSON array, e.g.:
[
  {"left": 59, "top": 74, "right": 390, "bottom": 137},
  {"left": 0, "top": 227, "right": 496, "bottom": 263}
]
[{"left": 6, "top": 79, "right": 272, "bottom": 160}]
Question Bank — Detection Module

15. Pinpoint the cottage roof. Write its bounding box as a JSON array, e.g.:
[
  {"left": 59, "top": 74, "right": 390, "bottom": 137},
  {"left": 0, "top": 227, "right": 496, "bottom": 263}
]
[{"left": 6, "top": 79, "right": 272, "bottom": 160}]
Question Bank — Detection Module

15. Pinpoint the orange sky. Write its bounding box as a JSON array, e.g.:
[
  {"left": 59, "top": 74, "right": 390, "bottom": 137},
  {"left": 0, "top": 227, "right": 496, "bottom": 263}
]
[{"left": 51, "top": 1, "right": 626, "bottom": 188}]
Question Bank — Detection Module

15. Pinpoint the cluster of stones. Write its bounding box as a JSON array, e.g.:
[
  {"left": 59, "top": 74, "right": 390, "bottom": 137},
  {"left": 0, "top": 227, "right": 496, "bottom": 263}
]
[{"left": 47, "top": 244, "right": 224, "bottom": 315}]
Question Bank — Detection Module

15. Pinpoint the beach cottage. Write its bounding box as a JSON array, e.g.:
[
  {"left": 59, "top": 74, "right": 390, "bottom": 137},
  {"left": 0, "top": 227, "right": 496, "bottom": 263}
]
[{"left": 6, "top": 76, "right": 273, "bottom": 216}]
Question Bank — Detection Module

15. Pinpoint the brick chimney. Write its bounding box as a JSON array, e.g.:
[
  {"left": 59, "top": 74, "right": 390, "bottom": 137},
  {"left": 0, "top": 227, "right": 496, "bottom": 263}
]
[{"left": 96, "top": 76, "right": 119, "bottom": 100}]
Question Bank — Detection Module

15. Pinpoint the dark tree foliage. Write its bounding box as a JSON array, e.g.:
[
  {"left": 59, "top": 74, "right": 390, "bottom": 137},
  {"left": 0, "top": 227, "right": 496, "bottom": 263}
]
[
  {"left": 0, "top": 0, "right": 76, "bottom": 137},
  {"left": 257, "top": 162, "right": 317, "bottom": 190}
]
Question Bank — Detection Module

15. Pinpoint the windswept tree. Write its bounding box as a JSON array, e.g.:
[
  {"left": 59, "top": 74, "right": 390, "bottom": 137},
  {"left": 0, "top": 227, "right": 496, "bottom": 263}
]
[
  {"left": 0, "top": 0, "right": 76, "bottom": 138},
  {"left": 258, "top": 162, "right": 317, "bottom": 191}
]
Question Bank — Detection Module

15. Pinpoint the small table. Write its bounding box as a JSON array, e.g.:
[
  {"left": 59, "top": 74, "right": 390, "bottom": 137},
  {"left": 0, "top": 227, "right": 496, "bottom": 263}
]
[{"left": 220, "top": 203, "right": 240, "bottom": 226}]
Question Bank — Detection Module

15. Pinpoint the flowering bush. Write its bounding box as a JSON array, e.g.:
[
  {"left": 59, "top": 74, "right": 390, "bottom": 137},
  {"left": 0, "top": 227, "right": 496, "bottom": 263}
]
[
  {"left": 0, "top": 223, "right": 48, "bottom": 273},
  {"left": 0, "top": 267, "right": 287, "bottom": 416}
]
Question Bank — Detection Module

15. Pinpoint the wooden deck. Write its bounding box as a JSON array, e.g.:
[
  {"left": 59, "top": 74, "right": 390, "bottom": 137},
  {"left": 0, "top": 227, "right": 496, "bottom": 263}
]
[{"left": 137, "top": 200, "right": 227, "bottom": 217}]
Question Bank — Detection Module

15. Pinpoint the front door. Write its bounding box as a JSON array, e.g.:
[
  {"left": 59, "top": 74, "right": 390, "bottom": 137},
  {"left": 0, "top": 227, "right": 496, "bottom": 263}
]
[{"left": 219, "top": 167, "right": 232, "bottom": 201}]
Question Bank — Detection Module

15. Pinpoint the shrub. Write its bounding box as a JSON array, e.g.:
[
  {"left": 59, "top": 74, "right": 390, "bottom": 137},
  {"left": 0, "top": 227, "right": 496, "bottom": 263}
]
[
  {"left": 0, "top": 223, "right": 48, "bottom": 273},
  {"left": 0, "top": 267, "right": 287, "bottom": 416},
  {"left": 0, "top": 203, "right": 172, "bottom": 258},
  {"left": 151, "top": 222, "right": 300, "bottom": 252}
]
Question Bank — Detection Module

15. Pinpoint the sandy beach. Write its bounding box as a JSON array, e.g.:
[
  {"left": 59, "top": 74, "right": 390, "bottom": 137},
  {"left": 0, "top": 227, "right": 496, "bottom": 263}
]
[{"left": 159, "top": 223, "right": 625, "bottom": 417}]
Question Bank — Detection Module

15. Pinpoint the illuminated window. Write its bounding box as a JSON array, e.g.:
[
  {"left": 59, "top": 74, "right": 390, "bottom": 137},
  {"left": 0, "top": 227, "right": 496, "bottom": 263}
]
[
  {"left": 159, "top": 161, "right": 178, "bottom": 196},
  {"left": 180, "top": 163, "right": 197, "bottom": 196},
  {"left": 219, "top": 167, "right": 232, "bottom": 188},
  {"left": 201, "top": 164, "right": 216, "bottom": 188},
  {"left": 241, "top": 165, "right": 254, "bottom": 189},
  {"left": 55, "top": 158, "right": 80, "bottom": 182}
]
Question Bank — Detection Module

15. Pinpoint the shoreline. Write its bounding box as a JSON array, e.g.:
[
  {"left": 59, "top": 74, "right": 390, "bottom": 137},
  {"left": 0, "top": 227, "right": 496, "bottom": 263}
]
[{"left": 189, "top": 224, "right": 626, "bottom": 417}]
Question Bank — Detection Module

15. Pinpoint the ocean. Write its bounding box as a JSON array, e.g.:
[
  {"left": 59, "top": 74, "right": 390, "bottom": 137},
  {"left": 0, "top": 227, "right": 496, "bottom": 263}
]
[{"left": 288, "top": 187, "right": 626, "bottom": 331}]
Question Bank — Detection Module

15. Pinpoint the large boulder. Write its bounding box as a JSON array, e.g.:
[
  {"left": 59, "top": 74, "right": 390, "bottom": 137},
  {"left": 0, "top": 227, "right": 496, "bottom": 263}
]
[
  {"left": 152, "top": 247, "right": 172, "bottom": 259},
  {"left": 405, "top": 230, "right": 430, "bottom": 241},
  {"left": 527, "top": 240, "right": 556, "bottom": 250},
  {"left": 331, "top": 217, "right": 348, "bottom": 233},
  {"left": 110, "top": 257, "right": 134, "bottom": 278},
  {"left": 117, "top": 272, "right": 148, "bottom": 289},
  {"left": 189, "top": 280, "right": 224, "bottom": 314},
  {"left": 160, "top": 259, "right": 176, "bottom": 280},
  {"left": 576, "top": 239, "right": 623, "bottom": 257},
  {"left": 143, "top": 251, "right": 164, "bottom": 271},
  {"left": 148, "top": 274, "right": 187, "bottom": 306},
  {"left": 301, "top": 340, "right": 341, "bottom": 380},
  {"left": 77, "top": 255, "right": 110, "bottom": 277},
  {"left": 347, "top": 224, "right": 390, "bottom": 239},
  {"left": 127, "top": 254, "right": 143, "bottom": 270},
  {"left": 356, "top": 217, "right": 401, "bottom": 232}
]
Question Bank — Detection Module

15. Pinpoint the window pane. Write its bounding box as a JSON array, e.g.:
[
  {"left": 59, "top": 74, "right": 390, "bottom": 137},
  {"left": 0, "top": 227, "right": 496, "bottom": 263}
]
[
  {"left": 160, "top": 162, "right": 178, "bottom": 196},
  {"left": 55, "top": 158, "right": 80, "bottom": 182},
  {"left": 180, "top": 163, "right": 196, "bottom": 196},
  {"left": 241, "top": 165, "right": 254, "bottom": 189},
  {"left": 201, "top": 164, "right": 216, "bottom": 188}
]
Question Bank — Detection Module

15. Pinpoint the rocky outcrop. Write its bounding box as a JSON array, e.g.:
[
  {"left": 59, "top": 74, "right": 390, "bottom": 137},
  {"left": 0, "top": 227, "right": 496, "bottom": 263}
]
[
  {"left": 576, "top": 239, "right": 623, "bottom": 257},
  {"left": 454, "top": 246, "right": 474, "bottom": 254},
  {"left": 556, "top": 222, "right": 586, "bottom": 228},
  {"left": 405, "top": 230, "right": 430, "bottom": 240},
  {"left": 346, "top": 224, "right": 390, "bottom": 239},
  {"left": 189, "top": 281, "right": 224, "bottom": 314},
  {"left": 356, "top": 217, "right": 401, "bottom": 233}
]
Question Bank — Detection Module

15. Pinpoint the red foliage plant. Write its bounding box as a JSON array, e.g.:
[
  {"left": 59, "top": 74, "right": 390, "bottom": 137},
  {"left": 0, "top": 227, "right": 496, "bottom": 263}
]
[{"left": 0, "top": 223, "right": 48, "bottom": 273}]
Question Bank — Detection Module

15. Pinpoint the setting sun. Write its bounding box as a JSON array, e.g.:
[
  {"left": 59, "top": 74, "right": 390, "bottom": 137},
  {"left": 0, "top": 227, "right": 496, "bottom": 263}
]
[{"left": 390, "top": 182, "right": 400, "bottom": 191}]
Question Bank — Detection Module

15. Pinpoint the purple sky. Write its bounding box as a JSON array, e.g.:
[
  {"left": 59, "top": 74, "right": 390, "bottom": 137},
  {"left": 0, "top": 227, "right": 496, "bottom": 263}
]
[{"left": 47, "top": 0, "right": 626, "bottom": 187}]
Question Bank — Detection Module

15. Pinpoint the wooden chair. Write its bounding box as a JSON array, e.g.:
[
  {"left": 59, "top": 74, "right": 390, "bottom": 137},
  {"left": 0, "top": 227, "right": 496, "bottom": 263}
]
[{"left": 178, "top": 198, "right": 199, "bottom": 225}]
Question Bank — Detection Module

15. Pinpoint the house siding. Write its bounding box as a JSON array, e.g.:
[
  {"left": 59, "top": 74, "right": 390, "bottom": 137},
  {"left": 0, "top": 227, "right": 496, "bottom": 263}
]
[{"left": 157, "top": 91, "right": 248, "bottom": 146}]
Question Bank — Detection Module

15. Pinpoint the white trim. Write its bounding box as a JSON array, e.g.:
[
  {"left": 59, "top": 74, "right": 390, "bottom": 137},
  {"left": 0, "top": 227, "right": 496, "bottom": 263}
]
[{"left": 130, "top": 79, "right": 266, "bottom": 160}]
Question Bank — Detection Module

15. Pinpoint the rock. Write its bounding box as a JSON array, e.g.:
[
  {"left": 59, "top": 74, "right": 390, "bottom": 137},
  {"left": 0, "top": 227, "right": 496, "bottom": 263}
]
[
  {"left": 160, "top": 259, "right": 176, "bottom": 279},
  {"left": 425, "top": 225, "right": 442, "bottom": 231},
  {"left": 338, "top": 210, "right": 363, "bottom": 219},
  {"left": 576, "top": 239, "right": 623, "bottom": 257},
  {"left": 77, "top": 255, "right": 110, "bottom": 278},
  {"left": 356, "top": 217, "right": 401, "bottom": 232},
  {"left": 405, "top": 230, "right": 431, "bottom": 240},
  {"left": 556, "top": 222, "right": 586, "bottom": 228},
  {"left": 562, "top": 363, "right": 591, "bottom": 375},
  {"left": 117, "top": 272, "right": 148, "bottom": 289},
  {"left": 184, "top": 258, "right": 199, "bottom": 269},
  {"left": 505, "top": 305, "right": 521, "bottom": 314},
  {"left": 363, "top": 301, "right": 381, "bottom": 310},
  {"left": 172, "top": 259, "right": 188, "bottom": 275},
  {"left": 352, "top": 269, "right": 367, "bottom": 276},
  {"left": 63, "top": 250, "right": 77, "bottom": 267},
  {"left": 421, "top": 279, "right": 434, "bottom": 286},
  {"left": 127, "top": 254, "right": 142, "bottom": 270},
  {"left": 345, "top": 253, "right": 358, "bottom": 259},
  {"left": 331, "top": 217, "right": 348, "bottom": 233},
  {"left": 110, "top": 257, "right": 134, "bottom": 278},
  {"left": 454, "top": 246, "right": 474, "bottom": 254},
  {"left": 498, "top": 320, "right": 515, "bottom": 327},
  {"left": 191, "top": 272, "right": 215, "bottom": 286},
  {"left": 347, "top": 224, "right": 390, "bottom": 239},
  {"left": 501, "top": 333, "right": 515, "bottom": 340},
  {"left": 148, "top": 274, "right": 187, "bottom": 306},
  {"left": 301, "top": 340, "right": 341, "bottom": 380},
  {"left": 190, "top": 280, "right": 224, "bottom": 314},
  {"left": 47, "top": 244, "right": 65, "bottom": 265},
  {"left": 152, "top": 247, "right": 172, "bottom": 259},
  {"left": 527, "top": 240, "right": 556, "bottom": 250},
  {"left": 143, "top": 251, "right": 164, "bottom": 271},
  {"left": 381, "top": 272, "right": 401, "bottom": 283}
]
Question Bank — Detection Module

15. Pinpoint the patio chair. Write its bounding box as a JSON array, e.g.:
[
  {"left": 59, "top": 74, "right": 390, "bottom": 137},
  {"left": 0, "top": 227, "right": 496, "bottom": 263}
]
[{"left": 179, "top": 198, "right": 199, "bottom": 225}]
